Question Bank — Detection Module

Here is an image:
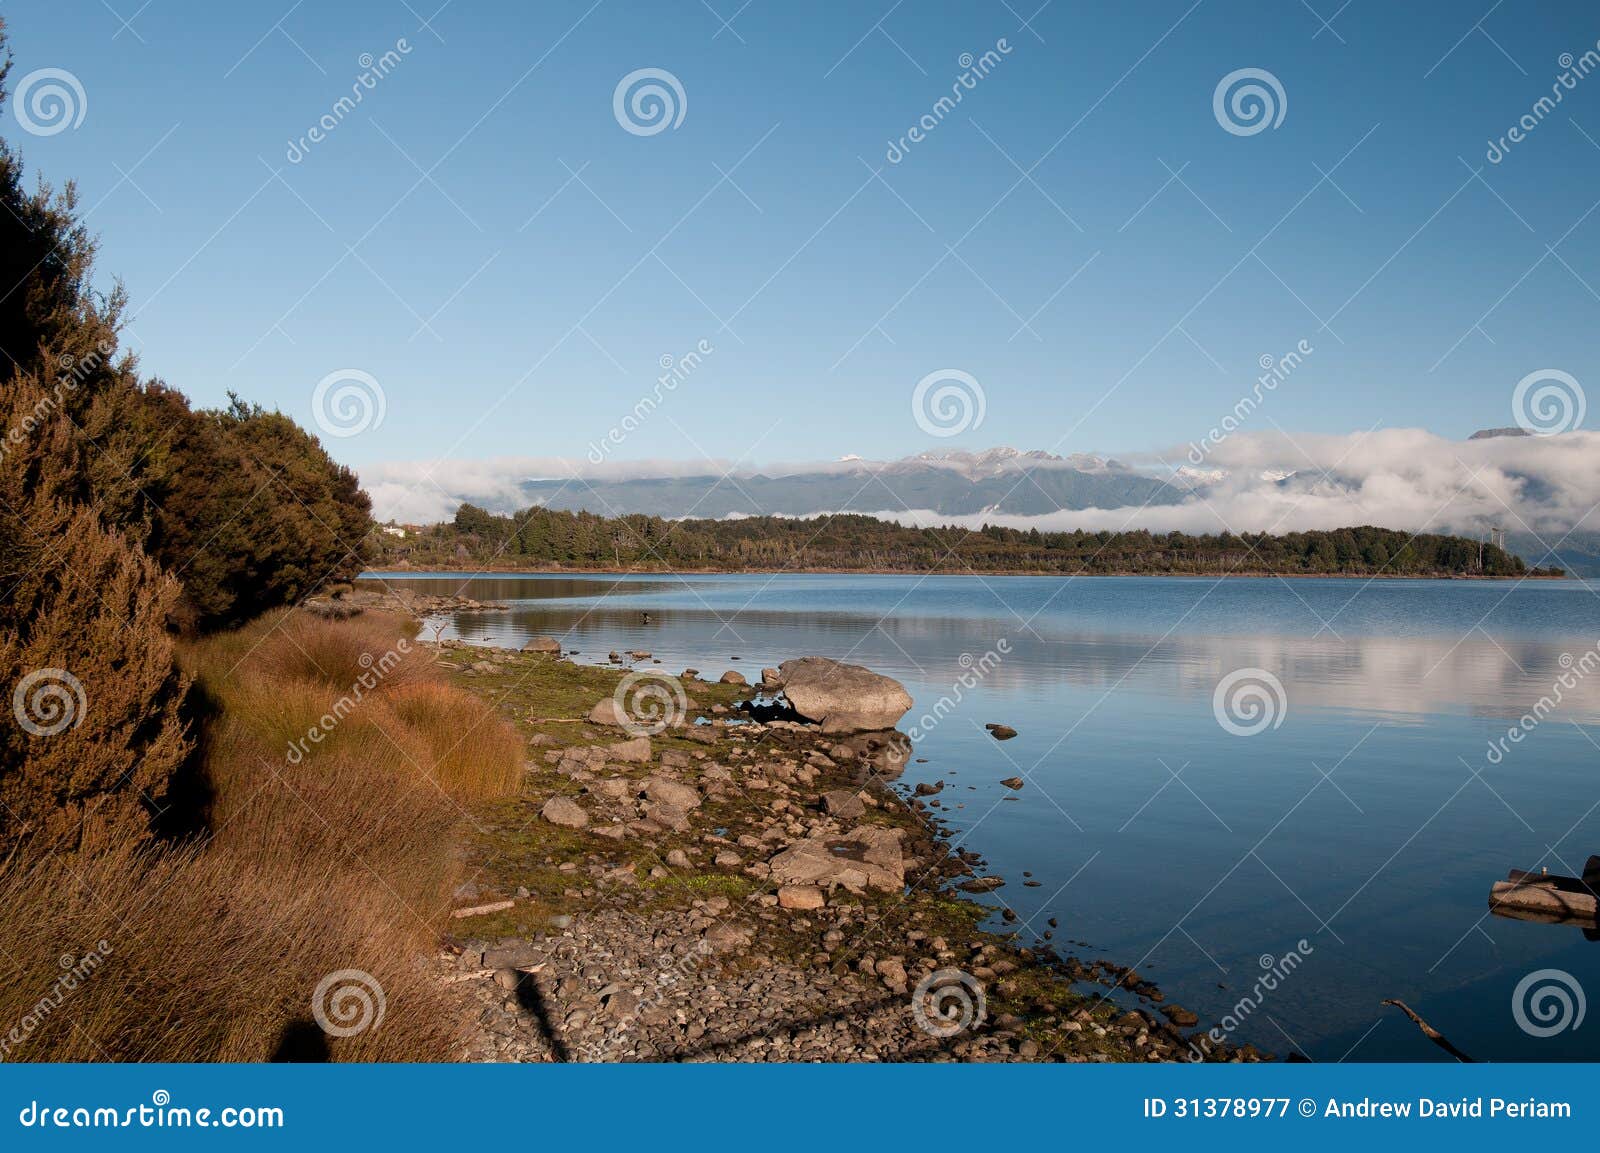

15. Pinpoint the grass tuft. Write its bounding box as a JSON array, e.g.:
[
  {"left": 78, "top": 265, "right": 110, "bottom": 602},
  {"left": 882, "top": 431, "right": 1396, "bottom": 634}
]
[{"left": 0, "top": 609, "right": 523, "bottom": 1062}]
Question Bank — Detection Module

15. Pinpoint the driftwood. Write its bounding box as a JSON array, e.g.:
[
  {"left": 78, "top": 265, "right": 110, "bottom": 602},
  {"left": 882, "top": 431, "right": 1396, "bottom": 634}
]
[
  {"left": 1488, "top": 857, "right": 1600, "bottom": 924},
  {"left": 1489, "top": 880, "right": 1598, "bottom": 919},
  {"left": 1381, "top": 999, "right": 1476, "bottom": 1062},
  {"left": 451, "top": 899, "right": 515, "bottom": 919}
]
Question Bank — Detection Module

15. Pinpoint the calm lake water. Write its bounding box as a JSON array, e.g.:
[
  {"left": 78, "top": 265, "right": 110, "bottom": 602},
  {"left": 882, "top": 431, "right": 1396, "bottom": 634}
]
[{"left": 366, "top": 571, "right": 1600, "bottom": 1061}]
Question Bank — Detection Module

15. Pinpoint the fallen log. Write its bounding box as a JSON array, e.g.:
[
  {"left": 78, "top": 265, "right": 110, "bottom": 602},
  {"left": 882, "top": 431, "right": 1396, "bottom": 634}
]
[{"left": 1488, "top": 880, "right": 1598, "bottom": 920}]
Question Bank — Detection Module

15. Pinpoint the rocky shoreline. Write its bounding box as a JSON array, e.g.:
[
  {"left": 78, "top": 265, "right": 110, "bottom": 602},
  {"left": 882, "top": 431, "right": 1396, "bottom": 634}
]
[{"left": 429, "top": 638, "right": 1269, "bottom": 1063}]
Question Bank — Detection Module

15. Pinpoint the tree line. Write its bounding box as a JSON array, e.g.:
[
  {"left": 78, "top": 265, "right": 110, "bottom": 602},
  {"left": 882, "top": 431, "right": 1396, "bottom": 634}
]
[{"left": 377, "top": 502, "right": 1545, "bottom": 578}]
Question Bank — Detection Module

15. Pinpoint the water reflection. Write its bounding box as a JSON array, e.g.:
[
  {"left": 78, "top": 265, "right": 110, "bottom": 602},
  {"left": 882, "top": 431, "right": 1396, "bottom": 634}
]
[{"left": 372, "top": 583, "right": 1600, "bottom": 726}]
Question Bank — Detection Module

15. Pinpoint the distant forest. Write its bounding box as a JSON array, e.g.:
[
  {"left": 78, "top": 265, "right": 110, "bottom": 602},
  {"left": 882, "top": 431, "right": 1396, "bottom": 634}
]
[{"left": 372, "top": 504, "right": 1553, "bottom": 578}]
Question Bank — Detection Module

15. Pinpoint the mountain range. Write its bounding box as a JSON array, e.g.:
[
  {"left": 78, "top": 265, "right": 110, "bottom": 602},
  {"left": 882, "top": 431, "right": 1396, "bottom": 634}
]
[{"left": 523, "top": 447, "right": 1184, "bottom": 519}]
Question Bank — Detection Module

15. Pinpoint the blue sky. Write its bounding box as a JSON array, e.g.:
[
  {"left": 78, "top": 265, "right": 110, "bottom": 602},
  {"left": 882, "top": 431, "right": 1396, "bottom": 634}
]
[{"left": 4, "top": 0, "right": 1598, "bottom": 485}]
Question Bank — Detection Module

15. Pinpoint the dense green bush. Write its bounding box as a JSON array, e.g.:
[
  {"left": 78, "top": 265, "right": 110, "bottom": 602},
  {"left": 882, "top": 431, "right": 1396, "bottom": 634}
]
[{"left": 0, "top": 33, "right": 370, "bottom": 631}]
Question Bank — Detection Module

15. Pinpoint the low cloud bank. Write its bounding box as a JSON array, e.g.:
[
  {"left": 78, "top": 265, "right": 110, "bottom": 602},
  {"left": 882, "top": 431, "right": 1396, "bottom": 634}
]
[{"left": 363, "top": 429, "right": 1600, "bottom": 538}]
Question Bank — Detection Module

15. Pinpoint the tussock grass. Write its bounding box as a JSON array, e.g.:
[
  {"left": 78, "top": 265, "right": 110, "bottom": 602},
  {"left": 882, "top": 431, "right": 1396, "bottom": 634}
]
[{"left": 0, "top": 609, "right": 522, "bottom": 1062}]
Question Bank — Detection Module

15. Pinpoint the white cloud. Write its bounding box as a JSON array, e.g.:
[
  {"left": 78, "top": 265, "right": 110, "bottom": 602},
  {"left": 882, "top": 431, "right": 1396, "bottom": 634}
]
[{"left": 361, "top": 429, "right": 1600, "bottom": 539}]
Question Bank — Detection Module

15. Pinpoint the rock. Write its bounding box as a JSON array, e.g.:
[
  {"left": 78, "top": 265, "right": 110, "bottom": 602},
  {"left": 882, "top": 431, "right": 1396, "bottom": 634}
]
[
  {"left": 956, "top": 875, "right": 1004, "bottom": 892},
  {"left": 767, "top": 826, "right": 904, "bottom": 893},
  {"left": 876, "top": 957, "right": 908, "bottom": 992},
  {"left": 1000, "top": 776, "right": 1025, "bottom": 790},
  {"left": 541, "top": 796, "right": 589, "bottom": 828},
  {"left": 703, "top": 923, "right": 752, "bottom": 953},
  {"left": 914, "top": 781, "right": 943, "bottom": 796},
  {"left": 587, "top": 698, "right": 626, "bottom": 726},
  {"left": 682, "top": 668, "right": 699, "bottom": 678},
  {"left": 777, "top": 884, "right": 825, "bottom": 910},
  {"left": 607, "top": 737, "right": 652, "bottom": 763},
  {"left": 1161, "top": 1005, "right": 1199, "bottom": 1027},
  {"left": 719, "top": 670, "right": 748, "bottom": 685},
  {"left": 1018, "top": 1039, "right": 1040, "bottom": 1059},
  {"left": 645, "top": 802, "right": 691, "bottom": 832},
  {"left": 482, "top": 942, "right": 546, "bottom": 969},
  {"left": 684, "top": 726, "right": 719, "bottom": 745},
  {"left": 713, "top": 850, "right": 742, "bottom": 867},
  {"left": 986, "top": 724, "right": 1018, "bottom": 740},
  {"left": 665, "top": 848, "right": 691, "bottom": 868},
  {"left": 642, "top": 777, "right": 701, "bottom": 811},
  {"left": 522, "top": 636, "right": 562, "bottom": 654},
  {"left": 761, "top": 667, "right": 782, "bottom": 687},
  {"left": 492, "top": 968, "right": 521, "bottom": 990},
  {"left": 821, "top": 789, "right": 866, "bottom": 820},
  {"left": 777, "top": 657, "right": 913, "bottom": 733}
]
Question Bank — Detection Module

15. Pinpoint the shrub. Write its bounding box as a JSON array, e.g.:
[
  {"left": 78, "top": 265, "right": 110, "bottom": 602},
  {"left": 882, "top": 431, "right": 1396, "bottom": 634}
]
[
  {"left": 0, "top": 495, "right": 190, "bottom": 854},
  {"left": 1, "top": 36, "right": 371, "bottom": 633}
]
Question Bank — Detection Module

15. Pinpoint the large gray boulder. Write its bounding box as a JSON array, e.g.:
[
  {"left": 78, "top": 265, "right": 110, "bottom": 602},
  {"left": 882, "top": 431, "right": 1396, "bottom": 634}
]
[{"left": 775, "top": 657, "right": 913, "bottom": 733}]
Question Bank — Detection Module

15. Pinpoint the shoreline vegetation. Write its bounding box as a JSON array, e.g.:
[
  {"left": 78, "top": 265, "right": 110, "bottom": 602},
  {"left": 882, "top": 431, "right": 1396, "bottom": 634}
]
[
  {"left": 376, "top": 505, "right": 1559, "bottom": 580},
  {"left": 2, "top": 610, "right": 524, "bottom": 1060}
]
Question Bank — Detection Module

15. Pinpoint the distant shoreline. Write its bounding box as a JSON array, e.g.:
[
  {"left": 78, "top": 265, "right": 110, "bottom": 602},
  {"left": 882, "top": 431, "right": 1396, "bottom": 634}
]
[{"left": 360, "top": 566, "right": 1567, "bottom": 582}]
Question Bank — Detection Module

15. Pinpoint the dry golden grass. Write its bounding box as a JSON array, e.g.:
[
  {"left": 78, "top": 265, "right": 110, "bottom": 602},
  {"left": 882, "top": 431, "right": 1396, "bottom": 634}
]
[{"left": 0, "top": 609, "right": 523, "bottom": 1062}]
